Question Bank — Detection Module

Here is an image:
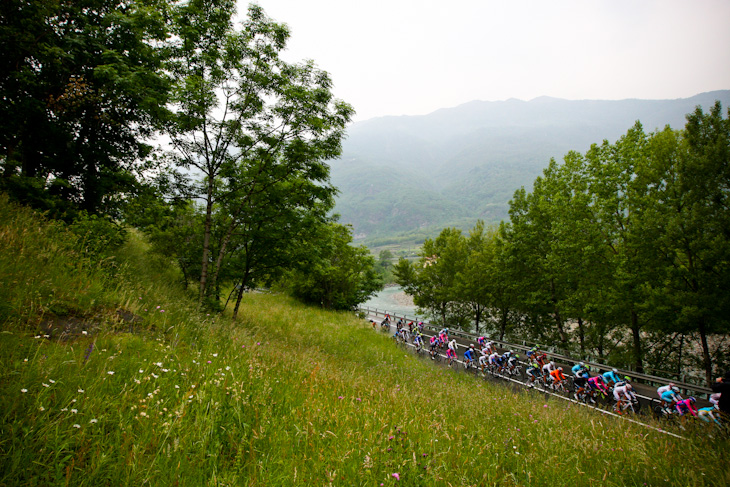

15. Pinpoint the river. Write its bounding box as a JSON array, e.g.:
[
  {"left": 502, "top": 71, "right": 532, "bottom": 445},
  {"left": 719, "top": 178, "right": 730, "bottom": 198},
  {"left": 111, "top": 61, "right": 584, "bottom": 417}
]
[{"left": 362, "top": 285, "right": 423, "bottom": 320}]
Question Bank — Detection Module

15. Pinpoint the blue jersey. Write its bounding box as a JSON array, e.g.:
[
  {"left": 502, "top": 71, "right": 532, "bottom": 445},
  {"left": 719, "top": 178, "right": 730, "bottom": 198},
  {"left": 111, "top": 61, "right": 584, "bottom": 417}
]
[
  {"left": 464, "top": 349, "right": 475, "bottom": 360},
  {"left": 603, "top": 371, "right": 621, "bottom": 383},
  {"left": 661, "top": 390, "right": 679, "bottom": 403}
]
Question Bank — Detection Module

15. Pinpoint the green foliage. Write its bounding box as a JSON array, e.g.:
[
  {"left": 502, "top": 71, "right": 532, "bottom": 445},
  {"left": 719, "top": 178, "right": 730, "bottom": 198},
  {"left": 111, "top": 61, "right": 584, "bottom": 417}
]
[
  {"left": 283, "top": 222, "right": 383, "bottom": 310},
  {"left": 165, "top": 1, "right": 354, "bottom": 305},
  {"left": 0, "top": 0, "right": 170, "bottom": 217},
  {"left": 395, "top": 104, "right": 730, "bottom": 383}
]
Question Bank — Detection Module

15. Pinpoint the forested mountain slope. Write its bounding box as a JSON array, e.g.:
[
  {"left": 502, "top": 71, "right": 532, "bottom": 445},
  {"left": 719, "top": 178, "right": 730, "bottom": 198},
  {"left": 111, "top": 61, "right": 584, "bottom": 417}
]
[{"left": 330, "top": 91, "right": 730, "bottom": 243}]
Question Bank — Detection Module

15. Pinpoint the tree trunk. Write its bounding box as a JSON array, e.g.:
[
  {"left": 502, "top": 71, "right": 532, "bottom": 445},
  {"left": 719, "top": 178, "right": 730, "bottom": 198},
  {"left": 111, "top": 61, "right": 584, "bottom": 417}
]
[
  {"left": 499, "top": 308, "right": 508, "bottom": 341},
  {"left": 630, "top": 310, "right": 643, "bottom": 373},
  {"left": 577, "top": 317, "right": 585, "bottom": 356},
  {"left": 550, "top": 279, "right": 568, "bottom": 345},
  {"left": 698, "top": 319, "right": 713, "bottom": 387},
  {"left": 676, "top": 333, "right": 684, "bottom": 379},
  {"left": 232, "top": 283, "right": 246, "bottom": 320},
  {"left": 198, "top": 184, "right": 214, "bottom": 306}
]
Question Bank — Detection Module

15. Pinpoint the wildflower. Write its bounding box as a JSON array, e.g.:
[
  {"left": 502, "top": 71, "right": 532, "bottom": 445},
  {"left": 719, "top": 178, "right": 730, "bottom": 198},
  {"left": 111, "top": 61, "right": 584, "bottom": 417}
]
[
  {"left": 39, "top": 406, "right": 45, "bottom": 411},
  {"left": 89, "top": 419, "right": 97, "bottom": 423},
  {"left": 338, "top": 396, "right": 344, "bottom": 400},
  {"left": 107, "top": 371, "right": 115, "bottom": 375},
  {"left": 42, "top": 383, "right": 49, "bottom": 388},
  {"left": 174, "top": 385, "right": 180, "bottom": 389},
  {"left": 212, "top": 353, "right": 218, "bottom": 357},
  {"left": 83, "top": 342, "right": 94, "bottom": 364},
  {"left": 140, "top": 412, "right": 147, "bottom": 417},
  {"left": 392, "top": 473, "right": 400, "bottom": 481},
  {"left": 225, "top": 366, "right": 231, "bottom": 371},
  {"left": 71, "top": 409, "right": 78, "bottom": 414},
  {"left": 21, "top": 388, "right": 27, "bottom": 393},
  {"left": 82, "top": 330, "right": 88, "bottom": 335},
  {"left": 139, "top": 369, "right": 144, "bottom": 373},
  {"left": 49, "top": 379, "right": 55, "bottom": 383},
  {"left": 78, "top": 389, "right": 84, "bottom": 393},
  {"left": 73, "top": 424, "right": 80, "bottom": 429},
  {"left": 24, "top": 358, "right": 28, "bottom": 362}
]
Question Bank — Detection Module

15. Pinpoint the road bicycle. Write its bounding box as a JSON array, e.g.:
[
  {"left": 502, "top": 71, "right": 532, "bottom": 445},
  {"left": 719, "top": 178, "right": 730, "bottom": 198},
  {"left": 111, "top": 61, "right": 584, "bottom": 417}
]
[{"left": 612, "top": 397, "right": 642, "bottom": 415}]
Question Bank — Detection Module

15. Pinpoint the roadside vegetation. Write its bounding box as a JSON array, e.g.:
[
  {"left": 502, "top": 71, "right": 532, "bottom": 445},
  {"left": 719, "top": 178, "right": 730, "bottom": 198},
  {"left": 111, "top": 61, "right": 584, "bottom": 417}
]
[{"left": 2, "top": 192, "right": 728, "bottom": 487}]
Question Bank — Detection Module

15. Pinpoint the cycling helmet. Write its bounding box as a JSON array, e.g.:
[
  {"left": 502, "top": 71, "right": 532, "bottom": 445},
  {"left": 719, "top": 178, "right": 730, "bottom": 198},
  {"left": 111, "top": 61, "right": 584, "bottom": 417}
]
[
  {"left": 470, "top": 344, "right": 475, "bottom": 349},
  {"left": 689, "top": 397, "right": 696, "bottom": 403},
  {"left": 579, "top": 362, "right": 585, "bottom": 367},
  {"left": 612, "top": 368, "right": 618, "bottom": 374},
  {"left": 558, "top": 367, "right": 563, "bottom": 371},
  {"left": 624, "top": 376, "right": 632, "bottom": 382},
  {"left": 671, "top": 386, "right": 680, "bottom": 393},
  {"left": 515, "top": 354, "right": 520, "bottom": 359}
]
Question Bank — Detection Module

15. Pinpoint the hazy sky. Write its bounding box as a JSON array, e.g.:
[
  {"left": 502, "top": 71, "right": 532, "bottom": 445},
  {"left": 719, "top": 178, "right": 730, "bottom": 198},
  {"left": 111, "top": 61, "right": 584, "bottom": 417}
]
[{"left": 245, "top": 0, "right": 730, "bottom": 122}]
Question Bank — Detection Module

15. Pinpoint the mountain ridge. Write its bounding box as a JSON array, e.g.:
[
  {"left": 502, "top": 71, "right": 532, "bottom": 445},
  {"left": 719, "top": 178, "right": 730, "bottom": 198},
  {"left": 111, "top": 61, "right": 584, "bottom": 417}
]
[{"left": 330, "top": 91, "right": 730, "bottom": 244}]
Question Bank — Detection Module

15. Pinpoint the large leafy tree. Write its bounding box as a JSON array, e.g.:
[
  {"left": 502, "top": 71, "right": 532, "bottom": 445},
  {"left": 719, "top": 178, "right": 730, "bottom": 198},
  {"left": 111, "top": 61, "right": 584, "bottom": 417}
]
[
  {"left": 284, "top": 222, "right": 382, "bottom": 310},
  {"left": 641, "top": 104, "right": 730, "bottom": 384},
  {"left": 166, "top": 1, "right": 353, "bottom": 306},
  {"left": 0, "top": 0, "right": 170, "bottom": 217}
]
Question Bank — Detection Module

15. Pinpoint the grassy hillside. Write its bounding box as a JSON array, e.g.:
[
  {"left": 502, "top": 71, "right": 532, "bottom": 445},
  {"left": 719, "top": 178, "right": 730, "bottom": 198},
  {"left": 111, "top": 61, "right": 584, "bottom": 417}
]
[{"left": 1, "top": 195, "right": 728, "bottom": 486}]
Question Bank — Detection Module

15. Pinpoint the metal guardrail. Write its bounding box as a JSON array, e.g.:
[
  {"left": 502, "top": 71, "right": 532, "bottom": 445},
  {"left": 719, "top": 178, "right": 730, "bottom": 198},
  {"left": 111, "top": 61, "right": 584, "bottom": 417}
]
[{"left": 357, "top": 306, "right": 714, "bottom": 398}]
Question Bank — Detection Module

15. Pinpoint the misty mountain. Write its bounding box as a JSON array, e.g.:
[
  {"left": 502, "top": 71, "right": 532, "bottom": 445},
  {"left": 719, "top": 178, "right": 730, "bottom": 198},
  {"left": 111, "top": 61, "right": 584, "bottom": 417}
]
[{"left": 329, "top": 91, "right": 730, "bottom": 244}]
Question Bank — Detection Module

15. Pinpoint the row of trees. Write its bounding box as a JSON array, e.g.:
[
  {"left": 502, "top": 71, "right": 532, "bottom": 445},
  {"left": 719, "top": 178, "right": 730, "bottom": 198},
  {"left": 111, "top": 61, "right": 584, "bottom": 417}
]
[
  {"left": 1, "top": 0, "right": 382, "bottom": 311},
  {"left": 395, "top": 103, "right": 730, "bottom": 386}
]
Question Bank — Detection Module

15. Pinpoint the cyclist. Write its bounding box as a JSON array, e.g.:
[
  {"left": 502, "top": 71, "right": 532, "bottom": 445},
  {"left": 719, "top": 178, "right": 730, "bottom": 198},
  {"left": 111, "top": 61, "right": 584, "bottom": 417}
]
[
  {"left": 550, "top": 367, "right": 567, "bottom": 389},
  {"left": 709, "top": 393, "right": 721, "bottom": 408},
  {"left": 571, "top": 362, "right": 589, "bottom": 379},
  {"left": 675, "top": 397, "right": 698, "bottom": 417},
  {"left": 429, "top": 336, "right": 439, "bottom": 359},
  {"left": 542, "top": 360, "right": 556, "bottom": 379},
  {"left": 573, "top": 374, "right": 592, "bottom": 401},
  {"left": 588, "top": 374, "right": 609, "bottom": 395},
  {"left": 697, "top": 405, "right": 721, "bottom": 425},
  {"left": 602, "top": 368, "right": 622, "bottom": 388},
  {"left": 613, "top": 382, "right": 636, "bottom": 412},
  {"left": 446, "top": 346, "right": 457, "bottom": 366},
  {"left": 535, "top": 351, "right": 548, "bottom": 368},
  {"left": 526, "top": 361, "right": 540, "bottom": 385},
  {"left": 488, "top": 351, "right": 501, "bottom": 372},
  {"left": 477, "top": 336, "right": 486, "bottom": 348},
  {"left": 505, "top": 353, "right": 520, "bottom": 375},
  {"left": 447, "top": 338, "right": 458, "bottom": 354},
  {"left": 413, "top": 332, "right": 424, "bottom": 351},
  {"left": 658, "top": 385, "right": 682, "bottom": 411},
  {"left": 478, "top": 346, "right": 490, "bottom": 372},
  {"left": 463, "top": 346, "right": 476, "bottom": 368}
]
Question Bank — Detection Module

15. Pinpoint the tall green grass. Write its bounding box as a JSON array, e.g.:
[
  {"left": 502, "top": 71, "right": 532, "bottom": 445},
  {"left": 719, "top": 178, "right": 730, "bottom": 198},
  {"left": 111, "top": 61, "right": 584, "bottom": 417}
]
[{"left": 1, "top": 195, "right": 728, "bottom": 486}]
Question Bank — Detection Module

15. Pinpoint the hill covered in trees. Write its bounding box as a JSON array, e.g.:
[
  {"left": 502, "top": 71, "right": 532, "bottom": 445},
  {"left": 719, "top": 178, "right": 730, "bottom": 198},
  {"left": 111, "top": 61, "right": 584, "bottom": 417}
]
[{"left": 330, "top": 91, "right": 730, "bottom": 244}]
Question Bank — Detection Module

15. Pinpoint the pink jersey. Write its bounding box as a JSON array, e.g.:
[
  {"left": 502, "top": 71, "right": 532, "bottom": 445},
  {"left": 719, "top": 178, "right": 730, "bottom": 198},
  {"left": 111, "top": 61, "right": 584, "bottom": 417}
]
[{"left": 675, "top": 399, "right": 697, "bottom": 416}]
